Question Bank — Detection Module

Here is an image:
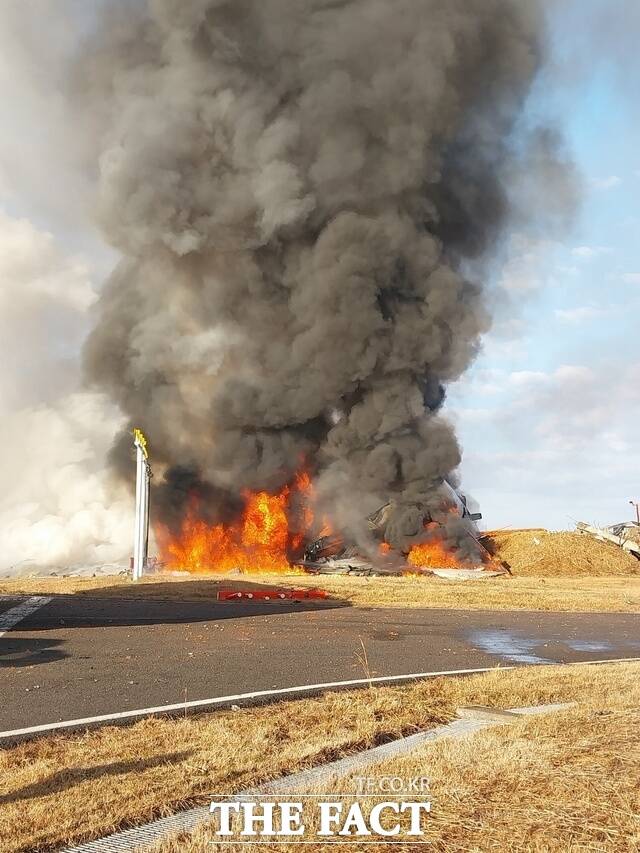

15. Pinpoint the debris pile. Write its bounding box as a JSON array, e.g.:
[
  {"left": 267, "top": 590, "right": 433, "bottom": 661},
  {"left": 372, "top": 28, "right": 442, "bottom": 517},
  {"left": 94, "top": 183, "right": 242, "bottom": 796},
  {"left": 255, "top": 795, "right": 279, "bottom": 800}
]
[
  {"left": 576, "top": 522, "right": 640, "bottom": 559},
  {"left": 483, "top": 529, "right": 640, "bottom": 577}
]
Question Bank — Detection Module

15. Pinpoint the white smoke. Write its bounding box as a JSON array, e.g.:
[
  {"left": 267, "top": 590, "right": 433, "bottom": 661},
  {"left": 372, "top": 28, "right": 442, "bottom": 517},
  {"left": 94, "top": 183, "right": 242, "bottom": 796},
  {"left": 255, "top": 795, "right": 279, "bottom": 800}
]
[{"left": 0, "top": 210, "right": 131, "bottom": 574}]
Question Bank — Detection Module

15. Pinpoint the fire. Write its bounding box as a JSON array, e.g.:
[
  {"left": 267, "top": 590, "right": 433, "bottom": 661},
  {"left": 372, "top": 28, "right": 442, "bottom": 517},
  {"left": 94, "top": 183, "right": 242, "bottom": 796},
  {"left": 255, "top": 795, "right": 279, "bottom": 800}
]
[
  {"left": 406, "top": 523, "right": 471, "bottom": 570},
  {"left": 157, "top": 470, "right": 321, "bottom": 575},
  {"left": 157, "top": 474, "right": 479, "bottom": 577},
  {"left": 406, "top": 541, "right": 465, "bottom": 570}
]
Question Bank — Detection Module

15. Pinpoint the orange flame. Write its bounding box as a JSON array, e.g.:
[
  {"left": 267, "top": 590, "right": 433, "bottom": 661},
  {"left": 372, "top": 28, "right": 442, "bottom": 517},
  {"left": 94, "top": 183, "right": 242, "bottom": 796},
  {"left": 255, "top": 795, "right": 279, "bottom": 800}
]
[
  {"left": 156, "top": 470, "right": 326, "bottom": 575},
  {"left": 407, "top": 540, "right": 466, "bottom": 569},
  {"left": 406, "top": 522, "right": 472, "bottom": 570}
]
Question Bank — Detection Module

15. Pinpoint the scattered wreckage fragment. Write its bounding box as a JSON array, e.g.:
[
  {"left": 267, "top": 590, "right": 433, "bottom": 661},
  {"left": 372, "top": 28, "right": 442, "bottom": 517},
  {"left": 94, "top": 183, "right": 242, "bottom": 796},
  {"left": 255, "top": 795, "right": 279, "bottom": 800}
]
[{"left": 576, "top": 521, "right": 640, "bottom": 559}]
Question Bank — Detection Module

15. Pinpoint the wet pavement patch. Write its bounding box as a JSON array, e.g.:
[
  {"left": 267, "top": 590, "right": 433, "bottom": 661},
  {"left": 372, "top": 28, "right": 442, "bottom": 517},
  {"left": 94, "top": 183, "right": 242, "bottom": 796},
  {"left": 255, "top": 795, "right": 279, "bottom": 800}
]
[
  {"left": 566, "top": 640, "right": 613, "bottom": 653},
  {"left": 468, "top": 628, "right": 554, "bottom": 664}
]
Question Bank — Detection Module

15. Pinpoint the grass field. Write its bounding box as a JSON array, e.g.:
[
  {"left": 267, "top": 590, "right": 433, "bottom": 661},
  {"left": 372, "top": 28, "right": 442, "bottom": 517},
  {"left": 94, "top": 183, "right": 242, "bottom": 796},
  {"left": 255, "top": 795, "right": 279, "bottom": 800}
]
[
  {"left": 155, "top": 665, "right": 640, "bottom": 852},
  {"left": 1, "top": 662, "right": 638, "bottom": 852},
  {"left": 2, "top": 571, "right": 640, "bottom": 613}
]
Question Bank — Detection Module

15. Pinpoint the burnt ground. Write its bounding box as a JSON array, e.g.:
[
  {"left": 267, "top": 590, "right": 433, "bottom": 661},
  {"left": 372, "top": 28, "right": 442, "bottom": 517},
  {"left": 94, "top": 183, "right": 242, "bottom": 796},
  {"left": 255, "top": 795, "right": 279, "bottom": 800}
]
[{"left": 1, "top": 592, "right": 639, "bottom": 733}]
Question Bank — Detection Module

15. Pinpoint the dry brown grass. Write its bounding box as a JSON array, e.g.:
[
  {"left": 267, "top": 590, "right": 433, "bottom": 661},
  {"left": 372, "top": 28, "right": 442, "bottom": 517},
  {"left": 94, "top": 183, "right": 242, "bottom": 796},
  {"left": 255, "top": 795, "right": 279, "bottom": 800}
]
[
  {"left": 484, "top": 529, "right": 640, "bottom": 577},
  {"left": 2, "top": 571, "right": 640, "bottom": 613},
  {"left": 155, "top": 667, "right": 640, "bottom": 853},
  {"left": 1, "top": 662, "right": 639, "bottom": 852}
]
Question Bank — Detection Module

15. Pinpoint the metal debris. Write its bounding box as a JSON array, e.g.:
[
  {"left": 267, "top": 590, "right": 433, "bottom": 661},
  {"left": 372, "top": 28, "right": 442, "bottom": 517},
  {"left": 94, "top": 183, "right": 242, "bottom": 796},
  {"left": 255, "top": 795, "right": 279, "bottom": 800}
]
[{"left": 576, "top": 521, "right": 640, "bottom": 559}]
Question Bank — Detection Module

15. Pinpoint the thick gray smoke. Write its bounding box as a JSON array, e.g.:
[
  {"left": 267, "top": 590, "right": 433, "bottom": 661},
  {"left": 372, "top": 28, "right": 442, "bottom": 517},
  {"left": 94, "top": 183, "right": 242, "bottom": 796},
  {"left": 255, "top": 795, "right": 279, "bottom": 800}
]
[{"left": 80, "top": 0, "right": 566, "bottom": 553}]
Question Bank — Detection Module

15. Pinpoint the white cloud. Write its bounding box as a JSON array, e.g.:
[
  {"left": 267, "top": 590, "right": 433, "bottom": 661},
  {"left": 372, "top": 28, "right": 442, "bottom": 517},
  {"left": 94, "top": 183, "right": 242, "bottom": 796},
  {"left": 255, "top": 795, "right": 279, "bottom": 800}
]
[
  {"left": 557, "top": 265, "right": 578, "bottom": 276},
  {"left": 448, "top": 407, "right": 495, "bottom": 424},
  {"left": 507, "top": 370, "right": 549, "bottom": 387},
  {"left": 0, "top": 163, "right": 11, "bottom": 202},
  {"left": 450, "top": 368, "right": 508, "bottom": 399},
  {"left": 554, "top": 305, "right": 602, "bottom": 324},
  {"left": 553, "top": 365, "right": 595, "bottom": 384},
  {"left": 591, "top": 175, "right": 621, "bottom": 190},
  {"left": 482, "top": 338, "right": 529, "bottom": 363},
  {"left": 0, "top": 4, "right": 96, "bottom": 230},
  {"left": 0, "top": 209, "right": 96, "bottom": 411},
  {"left": 498, "top": 235, "right": 559, "bottom": 293},
  {"left": 453, "top": 363, "right": 640, "bottom": 529},
  {"left": 571, "top": 245, "right": 612, "bottom": 260},
  {"left": 622, "top": 273, "right": 640, "bottom": 285},
  {"left": 0, "top": 211, "right": 95, "bottom": 312}
]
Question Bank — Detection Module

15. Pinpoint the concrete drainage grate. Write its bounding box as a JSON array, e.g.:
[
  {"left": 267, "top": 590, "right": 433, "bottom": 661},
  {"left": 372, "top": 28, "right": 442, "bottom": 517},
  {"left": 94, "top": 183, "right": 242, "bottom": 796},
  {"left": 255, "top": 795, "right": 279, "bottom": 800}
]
[
  {"left": 60, "top": 702, "right": 572, "bottom": 853},
  {"left": 59, "top": 806, "right": 212, "bottom": 852}
]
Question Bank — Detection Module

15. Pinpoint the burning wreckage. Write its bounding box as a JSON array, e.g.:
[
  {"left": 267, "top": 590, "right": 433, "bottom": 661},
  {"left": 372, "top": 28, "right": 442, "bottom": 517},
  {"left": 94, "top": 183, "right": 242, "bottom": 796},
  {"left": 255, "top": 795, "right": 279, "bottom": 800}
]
[
  {"left": 301, "top": 483, "right": 506, "bottom": 579},
  {"left": 154, "top": 469, "right": 507, "bottom": 580}
]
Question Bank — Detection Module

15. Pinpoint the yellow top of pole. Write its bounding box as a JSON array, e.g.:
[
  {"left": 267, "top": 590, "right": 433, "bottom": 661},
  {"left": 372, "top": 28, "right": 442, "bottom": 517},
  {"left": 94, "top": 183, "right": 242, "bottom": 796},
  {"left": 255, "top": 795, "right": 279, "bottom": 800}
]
[{"left": 133, "top": 427, "right": 149, "bottom": 459}]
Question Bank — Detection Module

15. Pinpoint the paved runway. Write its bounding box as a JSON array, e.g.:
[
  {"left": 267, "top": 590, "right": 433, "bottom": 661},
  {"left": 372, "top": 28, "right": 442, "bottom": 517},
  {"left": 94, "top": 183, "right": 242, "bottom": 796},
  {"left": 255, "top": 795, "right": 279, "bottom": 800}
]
[{"left": 1, "top": 592, "right": 639, "bottom": 732}]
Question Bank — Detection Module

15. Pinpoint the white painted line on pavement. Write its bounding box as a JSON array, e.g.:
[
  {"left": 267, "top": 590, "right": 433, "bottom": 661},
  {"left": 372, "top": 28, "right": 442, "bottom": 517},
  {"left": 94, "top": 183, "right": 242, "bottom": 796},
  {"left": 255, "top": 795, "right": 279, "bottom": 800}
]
[
  {"left": 0, "top": 666, "right": 507, "bottom": 740},
  {"left": 2, "top": 656, "right": 640, "bottom": 741},
  {"left": 0, "top": 596, "right": 52, "bottom": 638}
]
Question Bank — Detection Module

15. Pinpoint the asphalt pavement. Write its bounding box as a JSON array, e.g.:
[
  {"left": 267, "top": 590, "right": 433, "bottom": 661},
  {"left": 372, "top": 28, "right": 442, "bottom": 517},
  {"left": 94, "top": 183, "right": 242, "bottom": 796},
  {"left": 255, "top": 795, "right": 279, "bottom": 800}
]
[{"left": 2, "top": 591, "right": 639, "bottom": 732}]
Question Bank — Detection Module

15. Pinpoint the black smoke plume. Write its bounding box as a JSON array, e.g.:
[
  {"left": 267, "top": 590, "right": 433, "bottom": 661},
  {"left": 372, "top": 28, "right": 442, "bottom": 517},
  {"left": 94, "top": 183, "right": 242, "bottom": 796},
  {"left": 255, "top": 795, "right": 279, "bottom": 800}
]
[{"left": 81, "top": 0, "right": 570, "bottom": 552}]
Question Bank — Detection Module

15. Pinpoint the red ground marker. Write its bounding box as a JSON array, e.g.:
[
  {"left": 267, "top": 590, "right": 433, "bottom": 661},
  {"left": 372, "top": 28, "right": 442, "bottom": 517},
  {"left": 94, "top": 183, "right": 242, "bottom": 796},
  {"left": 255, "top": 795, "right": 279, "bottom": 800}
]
[{"left": 217, "top": 588, "right": 328, "bottom": 601}]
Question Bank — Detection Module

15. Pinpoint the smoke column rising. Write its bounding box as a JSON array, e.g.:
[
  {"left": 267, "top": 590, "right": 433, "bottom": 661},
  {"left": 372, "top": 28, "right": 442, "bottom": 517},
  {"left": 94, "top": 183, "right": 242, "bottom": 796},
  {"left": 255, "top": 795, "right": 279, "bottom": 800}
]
[{"left": 80, "top": 0, "right": 566, "bottom": 553}]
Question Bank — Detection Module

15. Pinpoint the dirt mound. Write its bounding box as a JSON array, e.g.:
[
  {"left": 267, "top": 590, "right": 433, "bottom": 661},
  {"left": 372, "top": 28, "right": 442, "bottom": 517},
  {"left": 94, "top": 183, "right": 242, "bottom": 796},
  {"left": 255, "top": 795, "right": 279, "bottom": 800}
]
[{"left": 483, "top": 529, "right": 640, "bottom": 577}]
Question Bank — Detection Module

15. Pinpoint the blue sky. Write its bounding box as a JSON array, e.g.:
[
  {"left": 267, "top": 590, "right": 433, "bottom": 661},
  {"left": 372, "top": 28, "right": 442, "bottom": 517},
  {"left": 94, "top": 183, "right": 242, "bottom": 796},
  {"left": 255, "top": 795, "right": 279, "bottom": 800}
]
[
  {"left": 0, "top": 0, "right": 637, "bottom": 563},
  {"left": 448, "top": 1, "right": 640, "bottom": 528}
]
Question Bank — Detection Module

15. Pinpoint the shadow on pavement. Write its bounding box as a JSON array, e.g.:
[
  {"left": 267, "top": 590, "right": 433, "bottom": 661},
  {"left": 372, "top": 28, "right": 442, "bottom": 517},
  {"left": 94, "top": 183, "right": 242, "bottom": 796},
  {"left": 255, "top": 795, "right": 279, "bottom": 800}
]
[
  {"left": 73, "top": 578, "right": 336, "bottom": 602},
  {"left": 0, "top": 636, "right": 69, "bottom": 668},
  {"left": 10, "top": 580, "right": 349, "bottom": 633}
]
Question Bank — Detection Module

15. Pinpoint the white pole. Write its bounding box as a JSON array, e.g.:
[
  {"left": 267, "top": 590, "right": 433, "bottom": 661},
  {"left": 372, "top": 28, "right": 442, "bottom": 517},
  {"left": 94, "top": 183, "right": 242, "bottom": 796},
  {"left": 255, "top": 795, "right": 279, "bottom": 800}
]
[
  {"left": 132, "top": 429, "right": 150, "bottom": 581},
  {"left": 143, "top": 458, "right": 150, "bottom": 562}
]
